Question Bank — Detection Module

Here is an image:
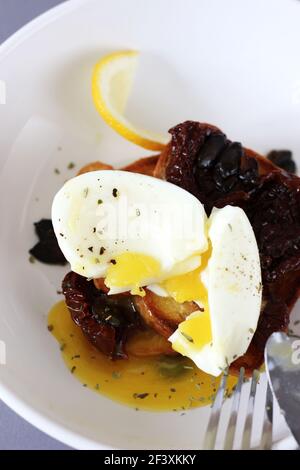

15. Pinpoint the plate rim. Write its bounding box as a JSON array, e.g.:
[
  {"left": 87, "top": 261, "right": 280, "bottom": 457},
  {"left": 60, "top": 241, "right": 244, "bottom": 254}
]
[{"left": 0, "top": 0, "right": 86, "bottom": 64}]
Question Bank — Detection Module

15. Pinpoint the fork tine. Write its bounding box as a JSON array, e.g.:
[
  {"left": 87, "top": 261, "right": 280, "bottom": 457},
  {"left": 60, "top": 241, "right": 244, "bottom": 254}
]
[
  {"left": 241, "top": 370, "right": 259, "bottom": 449},
  {"left": 223, "top": 367, "right": 245, "bottom": 450},
  {"left": 260, "top": 382, "right": 273, "bottom": 450},
  {"left": 203, "top": 370, "right": 228, "bottom": 449}
]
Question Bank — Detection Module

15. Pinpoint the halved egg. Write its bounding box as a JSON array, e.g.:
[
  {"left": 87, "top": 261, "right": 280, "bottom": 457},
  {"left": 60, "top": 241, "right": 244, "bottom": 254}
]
[
  {"left": 52, "top": 170, "right": 208, "bottom": 294},
  {"left": 168, "top": 206, "right": 262, "bottom": 376}
]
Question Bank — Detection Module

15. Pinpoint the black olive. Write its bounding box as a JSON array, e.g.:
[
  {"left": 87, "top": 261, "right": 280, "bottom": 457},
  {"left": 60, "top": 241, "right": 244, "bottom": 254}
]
[
  {"left": 194, "top": 168, "right": 217, "bottom": 193},
  {"left": 267, "top": 150, "right": 297, "bottom": 174},
  {"left": 30, "top": 239, "right": 67, "bottom": 265},
  {"left": 214, "top": 142, "right": 243, "bottom": 179},
  {"left": 195, "top": 133, "right": 227, "bottom": 169},
  {"left": 34, "top": 219, "right": 53, "bottom": 239},
  {"left": 239, "top": 157, "right": 259, "bottom": 185},
  {"left": 213, "top": 168, "right": 238, "bottom": 193},
  {"left": 29, "top": 218, "right": 67, "bottom": 265},
  {"left": 286, "top": 161, "right": 296, "bottom": 173},
  {"left": 212, "top": 167, "right": 224, "bottom": 190},
  {"left": 222, "top": 175, "right": 238, "bottom": 192}
]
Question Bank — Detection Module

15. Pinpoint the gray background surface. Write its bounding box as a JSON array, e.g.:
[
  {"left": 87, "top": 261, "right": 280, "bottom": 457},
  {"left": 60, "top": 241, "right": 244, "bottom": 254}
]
[{"left": 0, "top": 0, "right": 70, "bottom": 451}]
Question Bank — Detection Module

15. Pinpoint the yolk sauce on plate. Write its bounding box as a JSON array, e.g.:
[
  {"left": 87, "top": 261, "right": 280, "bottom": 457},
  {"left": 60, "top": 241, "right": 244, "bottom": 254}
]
[{"left": 48, "top": 301, "right": 237, "bottom": 412}]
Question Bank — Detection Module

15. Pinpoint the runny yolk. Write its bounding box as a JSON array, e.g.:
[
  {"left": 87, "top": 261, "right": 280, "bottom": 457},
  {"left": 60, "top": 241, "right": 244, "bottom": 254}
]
[
  {"left": 105, "top": 253, "right": 161, "bottom": 295},
  {"left": 105, "top": 245, "right": 211, "bottom": 306},
  {"left": 165, "top": 245, "right": 213, "bottom": 354},
  {"left": 161, "top": 267, "right": 208, "bottom": 304},
  {"left": 176, "top": 310, "right": 212, "bottom": 351},
  {"left": 161, "top": 244, "right": 211, "bottom": 304}
]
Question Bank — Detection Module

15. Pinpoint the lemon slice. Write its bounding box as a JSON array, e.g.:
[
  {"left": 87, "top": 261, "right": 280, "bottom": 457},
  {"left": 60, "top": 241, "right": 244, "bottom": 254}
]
[{"left": 92, "top": 51, "right": 168, "bottom": 151}]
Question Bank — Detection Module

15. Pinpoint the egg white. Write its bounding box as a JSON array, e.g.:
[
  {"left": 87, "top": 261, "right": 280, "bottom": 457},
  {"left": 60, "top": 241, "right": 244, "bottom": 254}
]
[{"left": 52, "top": 170, "right": 208, "bottom": 289}]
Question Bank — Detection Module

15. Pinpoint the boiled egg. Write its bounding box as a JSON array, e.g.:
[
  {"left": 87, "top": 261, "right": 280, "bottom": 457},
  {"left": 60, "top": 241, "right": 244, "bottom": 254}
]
[
  {"left": 52, "top": 170, "right": 208, "bottom": 295},
  {"left": 169, "top": 205, "right": 262, "bottom": 376}
]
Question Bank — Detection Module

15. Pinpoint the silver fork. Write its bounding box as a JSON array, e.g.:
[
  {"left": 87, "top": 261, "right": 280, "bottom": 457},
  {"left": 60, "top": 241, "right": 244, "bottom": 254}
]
[{"left": 203, "top": 368, "right": 273, "bottom": 450}]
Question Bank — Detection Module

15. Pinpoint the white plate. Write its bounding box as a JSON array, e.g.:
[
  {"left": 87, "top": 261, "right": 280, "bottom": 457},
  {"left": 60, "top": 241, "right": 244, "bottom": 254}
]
[{"left": 0, "top": 0, "right": 300, "bottom": 450}]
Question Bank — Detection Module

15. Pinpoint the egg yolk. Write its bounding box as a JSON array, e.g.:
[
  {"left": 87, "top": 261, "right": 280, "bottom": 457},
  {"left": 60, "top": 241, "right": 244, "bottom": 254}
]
[
  {"left": 105, "top": 245, "right": 211, "bottom": 311},
  {"left": 161, "top": 267, "right": 207, "bottom": 304},
  {"left": 104, "top": 246, "right": 213, "bottom": 357},
  {"left": 105, "top": 253, "right": 161, "bottom": 295},
  {"left": 161, "top": 244, "right": 211, "bottom": 304},
  {"left": 174, "top": 310, "right": 212, "bottom": 353},
  {"left": 165, "top": 245, "right": 213, "bottom": 354}
]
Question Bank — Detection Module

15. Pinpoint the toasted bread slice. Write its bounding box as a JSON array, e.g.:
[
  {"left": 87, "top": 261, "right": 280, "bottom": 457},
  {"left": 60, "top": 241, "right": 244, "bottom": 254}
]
[
  {"left": 77, "top": 161, "right": 113, "bottom": 175},
  {"left": 134, "top": 290, "right": 198, "bottom": 339},
  {"left": 126, "top": 328, "right": 177, "bottom": 357},
  {"left": 122, "top": 155, "right": 159, "bottom": 176},
  {"left": 78, "top": 155, "right": 159, "bottom": 177}
]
